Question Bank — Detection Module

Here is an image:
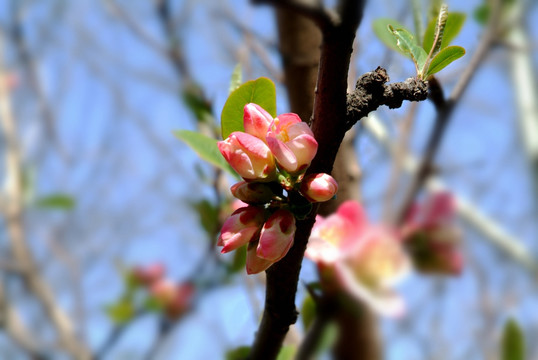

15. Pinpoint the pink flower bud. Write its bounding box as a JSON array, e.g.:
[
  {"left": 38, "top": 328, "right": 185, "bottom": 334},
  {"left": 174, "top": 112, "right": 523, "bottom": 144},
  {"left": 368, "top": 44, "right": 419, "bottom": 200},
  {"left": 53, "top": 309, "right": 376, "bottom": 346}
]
[
  {"left": 401, "top": 192, "right": 463, "bottom": 276},
  {"left": 166, "top": 283, "right": 195, "bottom": 319},
  {"left": 243, "top": 103, "right": 273, "bottom": 141},
  {"left": 218, "top": 132, "right": 276, "bottom": 181},
  {"left": 218, "top": 206, "right": 265, "bottom": 253},
  {"left": 230, "top": 181, "right": 275, "bottom": 204},
  {"left": 266, "top": 114, "right": 318, "bottom": 173},
  {"left": 300, "top": 173, "right": 338, "bottom": 202},
  {"left": 132, "top": 264, "right": 165, "bottom": 286},
  {"left": 150, "top": 280, "right": 194, "bottom": 319},
  {"left": 246, "top": 242, "right": 274, "bottom": 274},
  {"left": 257, "top": 209, "right": 296, "bottom": 261}
]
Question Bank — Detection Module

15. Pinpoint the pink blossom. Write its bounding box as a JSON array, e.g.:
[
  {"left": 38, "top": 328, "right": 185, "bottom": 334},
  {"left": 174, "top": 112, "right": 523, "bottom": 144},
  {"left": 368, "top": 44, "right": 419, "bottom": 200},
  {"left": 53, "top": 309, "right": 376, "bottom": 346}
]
[
  {"left": 243, "top": 103, "right": 273, "bottom": 141},
  {"left": 132, "top": 263, "right": 165, "bottom": 286},
  {"left": 218, "top": 132, "right": 276, "bottom": 181},
  {"left": 150, "top": 280, "right": 194, "bottom": 319},
  {"left": 257, "top": 209, "right": 296, "bottom": 261},
  {"left": 306, "top": 201, "right": 410, "bottom": 317},
  {"left": 402, "top": 192, "right": 462, "bottom": 275},
  {"left": 266, "top": 113, "right": 318, "bottom": 174},
  {"left": 246, "top": 243, "right": 275, "bottom": 274},
  {"left": 300, "top": 173, "right": 338, "bottom": 202},
  {"left": 218, "top": 206, "right": 265, "bottom": 253}
]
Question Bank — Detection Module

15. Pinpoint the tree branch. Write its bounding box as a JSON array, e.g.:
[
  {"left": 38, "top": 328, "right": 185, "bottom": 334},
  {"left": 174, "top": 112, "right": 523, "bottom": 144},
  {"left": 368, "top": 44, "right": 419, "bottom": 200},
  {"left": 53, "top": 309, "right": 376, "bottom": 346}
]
[
  {"left": 346, "top": 67, "right": 428, "bottom": 130},
  {"left": 252, "top": 0, "right": 338, "bottom": 31}
]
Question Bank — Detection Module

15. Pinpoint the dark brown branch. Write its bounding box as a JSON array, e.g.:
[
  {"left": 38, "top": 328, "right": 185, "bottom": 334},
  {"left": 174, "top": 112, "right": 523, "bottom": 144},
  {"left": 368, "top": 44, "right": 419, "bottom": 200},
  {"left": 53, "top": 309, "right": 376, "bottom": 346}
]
[
  {"left": 250, "top": 0, "right": 366, "bottom": 358},
  {"left": 346, "top": 67, "right": 428, "bottom": 130},
  {"left": 252, "top": 0, "right": 338, "bottom": 31}
]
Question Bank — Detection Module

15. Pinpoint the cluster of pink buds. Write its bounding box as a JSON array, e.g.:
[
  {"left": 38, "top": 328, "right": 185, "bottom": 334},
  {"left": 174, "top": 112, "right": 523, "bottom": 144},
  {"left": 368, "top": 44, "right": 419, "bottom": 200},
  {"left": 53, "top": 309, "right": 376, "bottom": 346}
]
[
  {"left": 401, "top": 192, "right": 463, "bottom": 276},
  {"left": 131, "top": 264, "right": 195, "bottom": 319},
  {"left": 218, "top": 103, "right": 338, "bottom": 274}
]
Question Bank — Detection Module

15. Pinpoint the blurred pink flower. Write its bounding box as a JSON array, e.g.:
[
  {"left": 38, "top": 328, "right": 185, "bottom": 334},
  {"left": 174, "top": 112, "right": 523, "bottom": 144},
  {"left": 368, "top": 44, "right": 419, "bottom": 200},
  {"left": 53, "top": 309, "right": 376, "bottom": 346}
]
[
  {"left": 306, "top": 201, "right": 410, "bottom": 317},
  {"left": 266, "top": 113, "right": 318, "bottom": 174},
  {"left": 218, "top": 132, "right": 276, "bottom": 181},
  {"left": 300, "top": 173, "right": 338, "bottom": 202},
  {"left": 402, "top": 192, "right": 463, "bottom": 276},
  {"left": 132, "top": 263, "right": 165, "bottom": 286},
  {"left": 243, "top": 103, "right": 273, "bottom": 141},
  {"left": 150, "top": 280, "right": 194, "bottom": 319}
]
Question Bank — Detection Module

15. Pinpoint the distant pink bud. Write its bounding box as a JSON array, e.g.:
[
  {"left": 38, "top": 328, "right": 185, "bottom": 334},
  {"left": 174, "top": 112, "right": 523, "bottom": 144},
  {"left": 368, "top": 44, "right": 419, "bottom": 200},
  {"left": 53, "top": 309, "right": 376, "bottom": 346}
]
[
  {"left": 246, "top": 242, "right": 274, "bottom": 274},
  {"left": 150, "top": 280, "right": 194, "bottom": 319},
  {"left": 257, "top": 209, "right": 296, "bottom": 261},
  {"left": 266, "top": 114, "right": 318, "bottom": 173},
  {"left": 218, "top": 132, "right": 276, "bottom": 181},
  {"left": 166, "top": 283, "right": 195, "bottom": 319},
  {"left": 243, "top": 103, "right": 273, "bottom": 141},
  {"left": 132, "top": 264, "right": 165, "bottom": 286},
  {"left": 300, "top": 173, "right": 338, "bottom": 202},
  {"left": 218, "top": 206, "right": 265, "bottom": 253},
  {"left": 230, "top": 181, "right": 275, "bottom": 204},
  {"left": 150, "top": 279, "right": 177, "bottom": 304}
]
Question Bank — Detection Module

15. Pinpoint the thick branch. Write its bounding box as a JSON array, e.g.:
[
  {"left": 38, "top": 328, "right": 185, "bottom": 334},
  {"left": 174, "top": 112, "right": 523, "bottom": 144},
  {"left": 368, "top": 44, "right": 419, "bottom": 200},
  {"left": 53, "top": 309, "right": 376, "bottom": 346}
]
[
  {"left": 346, "top": 67, "right": 428, "bottom": 130},
  {"left": 252, "top": 0, "right": 338, "bottom": 31}
]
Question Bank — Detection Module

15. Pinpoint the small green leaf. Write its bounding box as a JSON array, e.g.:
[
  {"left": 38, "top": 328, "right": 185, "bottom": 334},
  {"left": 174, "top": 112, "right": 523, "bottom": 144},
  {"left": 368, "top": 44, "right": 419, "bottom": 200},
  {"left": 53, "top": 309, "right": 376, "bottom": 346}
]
[
  {"left": 502, "top": 318, "right": 525, "bottom": 360},
  {"left": 425, "top": 45, "right": 465, "bottom": 77},
  {"left": 35, "top": 194, "right": 75, "bottom": 210},
  {"left": 388, "top": 25, "right": 428, "bottom": 73},
  {"left": 229, "top": 64, "right": 243, "bottom": 94},
  {"left": 182, "top": 83, "right": 213, "bottom": 124},
  {"left": 225, "top": 346, "right": 251, "bottom": 360},
  {"left": 174, "top": 130, "right": 238, "bottom": 178},
  {"left": 190, "top": 199, "right": 219, "bottom": 236},
  {"left": 473, "top": 4, "right": 489, "bottom": 25},
  {"left": 301, "top": 295, "right": 316, "bottom": 331},
  {"left": 423, "top": 12, "right": 466, "bottom": 54},
  {"left": 105, "top": 300, "right": 134, "bottom": 324},
  {"left": 372, "top": 18, "right": 411, "bottom": 56},
  {"left": 276, "top": 346, "right": 296, "bottom": 360},
  {"left": 221, "top": 78, "right": 276, "bottom": 139},
  {"left": 228, "top": 245, "right": 247, "bottom": 274}
]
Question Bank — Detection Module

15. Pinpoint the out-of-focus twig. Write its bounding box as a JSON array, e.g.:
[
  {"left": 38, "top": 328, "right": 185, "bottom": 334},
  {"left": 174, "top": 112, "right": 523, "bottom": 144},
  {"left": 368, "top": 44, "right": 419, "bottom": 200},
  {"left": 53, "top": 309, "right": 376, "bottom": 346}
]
[{"left": 0, "top": 35, "right": 90, "bottom": 359}]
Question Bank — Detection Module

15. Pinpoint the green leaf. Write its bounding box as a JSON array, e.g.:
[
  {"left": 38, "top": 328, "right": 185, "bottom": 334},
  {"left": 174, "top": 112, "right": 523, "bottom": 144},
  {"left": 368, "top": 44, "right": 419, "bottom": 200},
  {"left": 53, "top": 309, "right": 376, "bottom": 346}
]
[
  {"left": 423, "top": 12, "right": 466, "bottom": 54},
  {"left": 35, "top": 194, "right": 75, "bottom": 210},
  {"left": 225, "top": 346, "right": 251, "bottom": 360},
  {"left": 425, "top": 45, "right": 465, "bottom": 77},
  {"left": 105, "top": 300, "right": 134, "bottom": 325},
  {"left": 221, "top": 77, "right": 276, "bottom": 139},
  {"left": 388, "top": 25, "right": 428, "bottom": 73},
  {"left": 276, "top": 346, "right": 296, "bottom": 360},
  {"left": 229, "top": 64, "right": 243, "bottom": 94},
  {"left": 502, "top": 318, "right": 525, "bottom": 360},
  {"left": 228, "top": 245, "right": 247, "bottom": 274},
  {"left": 372, "top": 18, "right": 411, "bottom": 56},
  {"left": 411, "top": 0, "right": 424, "bottom": 45},
  {"left": 301, "top": 295, "right": 316, "bottom": 331},
  {"left": 473, "top": 4, "right": 489, "bottom": 25},
  {"left": 174, "top": 130, "right": 238, "bottom": 178},
  {"left": 182, "top": 83, "right": 213, "bottom": 124},
  {"left": 190, "top": 199, "right": 219, "bottom": 236}
]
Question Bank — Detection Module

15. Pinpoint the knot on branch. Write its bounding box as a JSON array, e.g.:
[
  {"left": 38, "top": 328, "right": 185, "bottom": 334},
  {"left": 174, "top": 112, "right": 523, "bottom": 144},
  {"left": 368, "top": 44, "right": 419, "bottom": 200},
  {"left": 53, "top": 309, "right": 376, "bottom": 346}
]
[{"left": 346, "top": 67, "right": 428, "bottom": 129}]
